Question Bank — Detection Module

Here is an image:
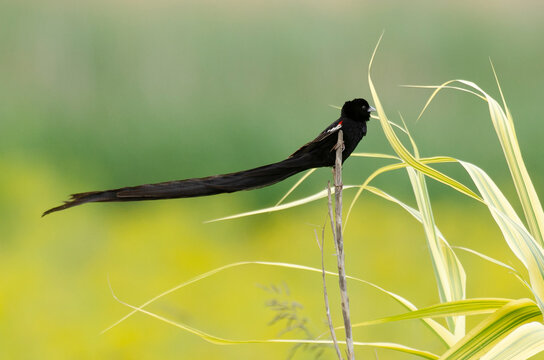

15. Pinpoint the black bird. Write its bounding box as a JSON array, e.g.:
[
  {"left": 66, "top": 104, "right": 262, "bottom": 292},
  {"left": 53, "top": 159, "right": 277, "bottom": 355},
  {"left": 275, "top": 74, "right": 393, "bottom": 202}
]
[{"left": 43, "top": 98, "right": 375, "bottom": 216}]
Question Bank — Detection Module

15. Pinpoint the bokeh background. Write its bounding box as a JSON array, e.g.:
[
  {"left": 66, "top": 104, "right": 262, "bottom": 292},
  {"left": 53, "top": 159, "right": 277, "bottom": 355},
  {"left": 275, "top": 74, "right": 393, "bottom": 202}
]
[{"left": 1, "top": 0, "right": 544, "bottom": 359}]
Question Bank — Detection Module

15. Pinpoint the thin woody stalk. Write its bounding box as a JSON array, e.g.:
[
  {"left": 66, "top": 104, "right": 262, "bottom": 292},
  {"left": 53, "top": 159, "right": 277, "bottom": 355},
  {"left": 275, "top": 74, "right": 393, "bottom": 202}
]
[
  {"left": 317, "top": 226, "right": 343, "bottom": 360},
  {"left": 333, "top": 130, "right": 354, "bottom": 359}
]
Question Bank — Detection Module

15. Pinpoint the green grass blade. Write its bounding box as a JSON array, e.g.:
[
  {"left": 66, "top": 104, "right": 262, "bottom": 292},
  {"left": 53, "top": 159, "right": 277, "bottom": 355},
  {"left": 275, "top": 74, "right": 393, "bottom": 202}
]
[
  {"left": 367, "top": 43, "right": 481, "bottom": 205},
  {"left": 408, "top": 167, "right": 466, "bottom": 339},
  {"left": 345, "top": 156, "right": 463, "bottom": 229},
  {"left": 460, "top": 161, "right": 544, "bottom": 313},
  {"left": 274, "top": 168, "right": 317, "bottom": 206},
  {"left": 351, "top": 298, "right": 511, "bottom": 327},
  {"left": 452, "top": 246, "right": 517, "bottom": 273},
  {"left": 350, "top": 152, "right": 400, "bottom": 160},
  {"left": 401, "top": 83, "right": 487, "bottom": 121},
  {"left": 413, "top": 78, "right": 544, "bottom": 247},
  {"left": 397, "top": 112, "right": 466, "bottom": 337},
  {"left": 467, "top": 78, "right": 544, "bottom": 247},
  {"left": 205, "top": 185, "right": 358, "bottom": 223},
  {"left": 490, "top": 69, "right": 544, "bottom": 247},
  {"left": 480, "top": 322, "right": 544, "bottom": 360},
  {"left": 103, "top": 260, "right": 453, "bottom": 345},
  {"left": 361, "top": 43, "right": 470, "bottom": 339},
  {"left": 359, "top": 184, "right": 488, "bottom": 345},
  {"left": 361, "top": 157, "right": 540, "bottom": 309},
  {"left": 108, "top": 284, "right": 440, "bottom": 359},
  {"left": 439, "top": 299, "right": 541, "bottom": 360}
]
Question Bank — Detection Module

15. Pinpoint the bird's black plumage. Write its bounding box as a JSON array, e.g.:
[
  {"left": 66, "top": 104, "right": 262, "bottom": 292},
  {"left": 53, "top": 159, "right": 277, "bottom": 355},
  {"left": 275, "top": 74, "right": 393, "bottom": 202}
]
[{"left": 43, "top": 98, "right": 374, "bottom": 216}]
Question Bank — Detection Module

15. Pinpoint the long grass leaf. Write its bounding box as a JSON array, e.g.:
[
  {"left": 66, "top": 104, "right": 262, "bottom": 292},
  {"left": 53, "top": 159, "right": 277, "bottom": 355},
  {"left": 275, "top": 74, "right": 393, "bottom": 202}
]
[
  {"left": 109, "top": 281, "right": 440, "bottom": 360},
  {"left": 367, "top": 49, "right": 480, "bottom": 203},
  {"left": 351, "top": 298, "right": 511, "bottom": 327},
  {"left": 490, "top": 69, "right": 544, "bottom": 247},
  {"left": 275, "top": 168, "right": 317, "bottom": 206},
  {"left": 109, "top": 278, "right": 439, "bottom": 358},
  {"left": 401, "top": 84, "right": 486, "bottom": 109},
  {"left": 396, "top": 114, "right": 466, "bottom": 337},
  {"left": 439, "top": 299, "right": 541, "bottom": 360},
  {"left": 103, "top": 260, "right": 453, "bottom": 344},
  {"left": 414, "top": 78, "right": 544, "bottom": 246},
  {"left": 345, "top": 156, "right": 461, "bottom": 228},
  {"left": 408, "top": 167, "right": 466, "bottom": 338},
  {"left": 480, "top": 321, "right": 544, "bottom": 360},
  {"left": 205, "top": 185, "right": 357, "bottom": 223},
  {"left": 362, "top": 53, "right": 468, "bottom": 337},
  {"left": 350, "top": 152, "right": 400, "bottom": 160},
  {"left": 452, "top": 246, "right": 517, "bottom": 273},
  {"left": 460, "top": 161, "right": 544, "bottom": 313}
]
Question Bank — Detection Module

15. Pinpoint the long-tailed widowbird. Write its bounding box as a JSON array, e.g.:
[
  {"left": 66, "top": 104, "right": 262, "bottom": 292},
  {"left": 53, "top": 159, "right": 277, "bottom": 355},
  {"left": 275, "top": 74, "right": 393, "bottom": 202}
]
[{"left": 43, "top": 98, "right": 375, "bottom": 216}]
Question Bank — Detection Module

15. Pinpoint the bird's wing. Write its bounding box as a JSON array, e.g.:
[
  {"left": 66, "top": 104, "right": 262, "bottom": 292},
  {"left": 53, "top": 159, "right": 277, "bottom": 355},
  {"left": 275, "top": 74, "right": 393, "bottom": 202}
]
[{"left": 288, "top": 118, "right": 343, "bottom": 158}]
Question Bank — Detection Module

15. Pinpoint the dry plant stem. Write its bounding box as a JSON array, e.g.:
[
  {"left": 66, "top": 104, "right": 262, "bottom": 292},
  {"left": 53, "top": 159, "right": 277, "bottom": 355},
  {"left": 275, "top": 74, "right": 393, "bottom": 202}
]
[
  {"left": 316, "top": 228, "right": 343, "bottom": 360},
  {"left": 333, "top": 130, "right": 355, "bottom": 360},
  {"left": 327, "top": 184, "right": 338, "bottom": 254}
]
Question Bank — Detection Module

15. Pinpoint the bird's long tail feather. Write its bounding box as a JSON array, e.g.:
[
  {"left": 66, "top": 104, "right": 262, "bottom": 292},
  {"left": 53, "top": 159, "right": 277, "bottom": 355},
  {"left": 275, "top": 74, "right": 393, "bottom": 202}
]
[{"left": 42, "top": 156, "right": 317, "bottom": 216}]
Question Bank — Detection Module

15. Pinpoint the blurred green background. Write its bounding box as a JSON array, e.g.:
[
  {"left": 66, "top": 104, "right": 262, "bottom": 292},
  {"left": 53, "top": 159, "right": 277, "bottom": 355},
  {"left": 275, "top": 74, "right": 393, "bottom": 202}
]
[{"left": 1, "top": 0, "right": 544, "bottom": 359}]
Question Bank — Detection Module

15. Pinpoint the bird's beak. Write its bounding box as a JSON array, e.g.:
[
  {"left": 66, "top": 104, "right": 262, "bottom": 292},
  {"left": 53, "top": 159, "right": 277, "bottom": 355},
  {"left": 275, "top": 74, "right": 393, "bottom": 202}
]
[{"left": 368, "top": 105, "right": 376, "bottom": 113}]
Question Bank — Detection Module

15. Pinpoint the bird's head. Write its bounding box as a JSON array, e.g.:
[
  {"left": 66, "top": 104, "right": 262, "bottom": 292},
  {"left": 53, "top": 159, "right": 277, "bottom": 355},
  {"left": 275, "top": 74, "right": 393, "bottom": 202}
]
[{"left": 341, "top": 98, "right": 376, "bottom": 122}]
